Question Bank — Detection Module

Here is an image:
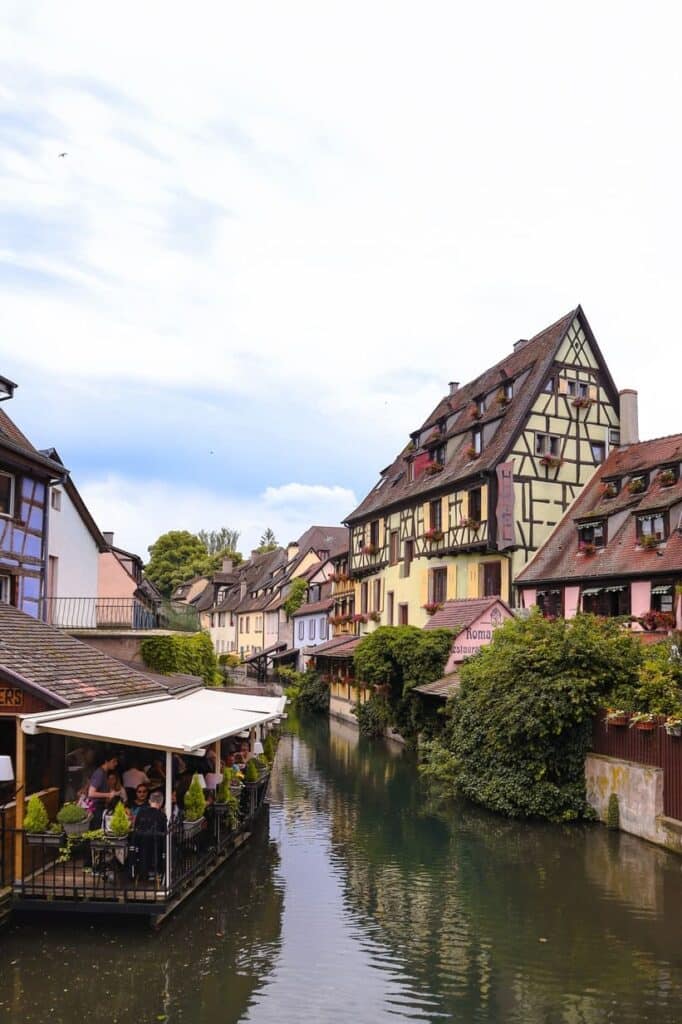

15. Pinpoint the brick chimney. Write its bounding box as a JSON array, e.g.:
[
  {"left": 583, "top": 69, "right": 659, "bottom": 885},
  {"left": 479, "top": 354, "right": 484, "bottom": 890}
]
[
  {"left": 287, "top": 541, "right": 299, "bottom": 561},
  {"left": 619, "top": 389, "right": 639, "bottom": 445},
  {"left": 222, "top": 557, "right": 233, "bottom": 574},
  {"left": 103, "top": 531, "right": 114, "bottom": 546},
  {"left": 448, "top": 381, "right": 459, "bottom": 396},
  {"left": 513, "top": 338, "right": 529, "bottom": 352}
]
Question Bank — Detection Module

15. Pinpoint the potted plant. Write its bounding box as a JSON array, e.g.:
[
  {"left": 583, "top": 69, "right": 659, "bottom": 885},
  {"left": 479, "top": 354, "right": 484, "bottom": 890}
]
[
  {"left": 495, "top": 388, "right": 510, "bottom": 406},
  {"left": 659, "top": 469, "right": 676, "bottom": 487},
  {"left": 56, "top": 801, "right": 91, "bottom": 836},
  {"left": 244, "top": 757, "right": 261, "bottom": 788},
  {"left": 629, "top": 711, "right": 657, "bottom": 732},
  {"left": 263, "top": 734, "right": 276, "bottom": 763},
  {"left": 603, "top": 482, "right": 618, "bottom": 498},
  {"left": 182, "top": 774, "right": 206, "bottom": 836},
  {"left": 24, "top": 794, "right": 62, "bottom": 847},
  {"left": 214, "top": 777, "right": 239, "bottom": 829},
  {"left": 424, "top": 527, "right": 444, "bottom": 542},
  {"left": 665, "top": 715, "right": 682, "bottom": 738},
  {"left": 606, "top": 708, "right": 630, "bottom": 727},
  {"left": 422, "top": 602, "right": 443, "bottom": 615},
  {"left": 424, "top": 460, "right": 444, "bottom": 475},
  {"left": 461, "top": 518, "right": 480, "bottom": 531},
  {"left": 628, "top": 478, "right": 645, "bottom": 494},
  {"left": 466, "top": 446, "right": 480, "bottom": 461},
  {"left": 639, "top": 535, "right": 660, "bottom": 550},
  {"left": 580, "top": 542, "right": 597, "bottom": 556},
  {"left": 368, "top": 610, "right": 381, "bottom": 622}
]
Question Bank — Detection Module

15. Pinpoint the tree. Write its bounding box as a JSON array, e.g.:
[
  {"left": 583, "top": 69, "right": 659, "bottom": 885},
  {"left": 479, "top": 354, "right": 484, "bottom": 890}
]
[
  {"left": 145, "top": 530, "right": 213, "bottom": 597},
  {"left": 256, "top": 527, "right": 278, "bottom": 553},
  {"left": 420, "top": 612, "right": 643, "bottom": 822},
  {"left": 197, "top": 527, "right": 241, "bottom": 555}
]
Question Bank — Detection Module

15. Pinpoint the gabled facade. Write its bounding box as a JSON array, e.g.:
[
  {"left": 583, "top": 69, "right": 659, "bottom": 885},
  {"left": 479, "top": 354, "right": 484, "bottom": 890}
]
[
  {"left": 516, "top": 429, "right": 682, "bottom": 630},
  {"left": 345, "top": 306, "right": 621, "bottom": 627},
  {"left": 0, "top": 387, "right": 65, "bottom": 619}
]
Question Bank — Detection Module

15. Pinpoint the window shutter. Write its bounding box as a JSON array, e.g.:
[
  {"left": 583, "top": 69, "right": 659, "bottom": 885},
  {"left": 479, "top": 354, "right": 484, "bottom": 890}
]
[
  {"left": 588, "top": 384, "right": 598, "bottom": 401},
  {"left": 460, "top": 490, "right": 469, "bottom": 521},
  {"left": 480, "top": 485, "right": 488, "bottom": 522},
  {"left": 558, "top": 377, "right": 569, "bottom": 395}
]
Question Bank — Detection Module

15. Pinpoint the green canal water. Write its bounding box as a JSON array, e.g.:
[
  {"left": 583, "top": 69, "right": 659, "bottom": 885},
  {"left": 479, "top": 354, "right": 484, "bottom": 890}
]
[{"left": 2, "top": 713, "right": 682, "bottom": 1023}]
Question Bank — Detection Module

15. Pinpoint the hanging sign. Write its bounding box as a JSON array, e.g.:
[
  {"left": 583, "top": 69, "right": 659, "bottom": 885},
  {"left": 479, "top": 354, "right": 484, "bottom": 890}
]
[{"left": 496, "top": 461, "right": 516, "bottom": 549}]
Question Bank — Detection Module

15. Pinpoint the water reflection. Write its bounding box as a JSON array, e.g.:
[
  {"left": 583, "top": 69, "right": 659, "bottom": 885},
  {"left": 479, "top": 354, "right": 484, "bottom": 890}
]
[{"left": 2, "top": 715, "right": 682, "bottom": 1024}]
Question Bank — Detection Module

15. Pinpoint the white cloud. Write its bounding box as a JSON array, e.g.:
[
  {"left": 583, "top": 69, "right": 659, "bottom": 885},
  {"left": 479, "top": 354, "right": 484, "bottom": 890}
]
[{"left": 79, "top": 474, "right": 357, "bottom": 559}]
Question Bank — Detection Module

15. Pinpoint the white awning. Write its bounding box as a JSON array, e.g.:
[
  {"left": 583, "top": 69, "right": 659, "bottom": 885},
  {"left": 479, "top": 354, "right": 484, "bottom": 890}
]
[
  {"left": 582, "top": 588, "right": 602, "bottom": 596},
  {"left": 651, "top": 585, "right": 672, "bottom": 595},
  {"left": 21, "top": 689, "right": 287, "bottom": 755}
]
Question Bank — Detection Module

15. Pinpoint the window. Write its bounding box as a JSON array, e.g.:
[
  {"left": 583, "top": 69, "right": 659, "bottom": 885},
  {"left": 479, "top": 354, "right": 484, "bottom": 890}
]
[
  {"left": 638, "top": 513, "right": 667, "bottom": 543},
  {"left": 319, "top": 617, "right": 328, "bottom": 640},
  {"left": 651, "top": 584, "right": 674, "bottom": 614},
  {"left": 536, "top": 589, "right": 563, "bottom": 618},
  {"left": 429, "top": 567, "right": 447, "bottom": 604},
  {"left": 582, "top": 586, "right": 630, "bottom": 617},
  {"left": 567, "top": 380, "right": 589, "bottom": 398},
  {"left": 51, "top": 489, "right": 62, "bottom": 511},
  {"left": 429, "top": 499, "right": 442, "bottom": 532},
  {"left": 308, "top": 619, "right": 315, "bottom": 641},
  {"left": 390, "top": 530, "right": 399, "bottom": 565},
  {"left": 373, "top": 578, "right": 381, "bottom": 611},
  {"left": 609, "top": 429, "right": 621, "bottom": 446},
  {"left": 398, "top": 603, "right": 409, "bottom": 625},
  {"left": 246, "top": 616, "right": 250, "bottom": 633},
  {"left": 406, "top": 461, "right": 414, "bottom": 483},
  {"left": 481, "top": 561, "right": 502, "bottom": 597},
  {"left": 535, "top": 434, "right": 560, "bottom": 457},
  {"left": 578, "top": 521, "right": 606, "bottom": 548},
  {"left": 504, "top": 381, "right": 513, "bottom": 402},
  {"left": 404, "top": 539, "right": 414, "bottom": 577},
  {"left": 369, "top": 520, "right": 380, "bottom": 548},
  {"left": 433, "top": 444, "right": 446, "bottom": 466},
  {"left": 472, "top": 429, "right": 482, "bottom": 455},
  {"left": 298, "top": 620, "right": 304, "bottom": 640},
  {"left": 543, "top": 376, "right": 556, "bottom": 394},
  {"left": 468, "top": 487, "right": 482, "bottom": 523},
  {"left": 361, "top": 582, "right": 368, "bottom": 613},
  {"left": 387, "top": 591, "right": 394, "bottom": 626},
  {"left": 219, "top": 612, "right": 226, "bottom": 627},
  {"left": 0, "top": 473, "right": 14, "bottom": 517},
  {"left": 476, "top": 396, "right": 485, "bottom": 416},
  {"left": 591, "top": 441, "right": 606, "bottom": 464}
]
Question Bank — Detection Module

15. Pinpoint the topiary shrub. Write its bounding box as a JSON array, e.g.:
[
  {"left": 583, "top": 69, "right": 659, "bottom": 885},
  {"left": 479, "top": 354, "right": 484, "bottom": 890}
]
[
  {"left": 184, "top": 774, "right": 207, "bottom": 821},
  {"left": 263, "top": 734, "right": 275, "bottom": 762},
  {"left": 244, "top": 758, "right": 260, "bottom": 783},
  {"left": 607, "top": 792, "right": 620, "bottom": 830},
  {"left": 56, "top": 802, "right": 88, "bottom": 825},
  {"left": 24, "top": 794, "right": 50, "bottom": 833},
  {"left": 107, "top": 801, "right": 132, "bottom": 837}
]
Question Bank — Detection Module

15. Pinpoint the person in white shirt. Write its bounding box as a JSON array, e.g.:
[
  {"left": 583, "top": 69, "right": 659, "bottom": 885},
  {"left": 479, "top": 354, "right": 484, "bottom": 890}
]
[{"left": 122, "top": 762, "right": 150, "bottom": 790}]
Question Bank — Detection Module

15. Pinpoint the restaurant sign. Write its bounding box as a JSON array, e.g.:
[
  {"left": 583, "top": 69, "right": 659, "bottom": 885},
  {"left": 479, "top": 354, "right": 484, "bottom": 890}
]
[
  {"left": 496, "top": 461, "right": 516, "bottom": 549},
  {"left": 443, "top": 601, "right": 513, "bottom": 673},
  {"left": 0, "top": 687, "right": 24, "bottom": 711}
]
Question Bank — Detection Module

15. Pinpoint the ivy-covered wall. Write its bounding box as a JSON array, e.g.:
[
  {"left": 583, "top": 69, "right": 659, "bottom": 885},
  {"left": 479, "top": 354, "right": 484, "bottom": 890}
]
[{"left": 140, "top": 632, "right": 220, "bottom": 685}]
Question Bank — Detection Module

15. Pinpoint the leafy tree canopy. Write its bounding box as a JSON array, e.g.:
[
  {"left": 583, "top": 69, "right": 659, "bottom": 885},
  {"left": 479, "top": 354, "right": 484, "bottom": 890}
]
[
  {"left": 420, "top": 613, "right": 643, "bottom": 822},
  {"left": 145, "top": 530, "right": 214, "bottom": 597}
]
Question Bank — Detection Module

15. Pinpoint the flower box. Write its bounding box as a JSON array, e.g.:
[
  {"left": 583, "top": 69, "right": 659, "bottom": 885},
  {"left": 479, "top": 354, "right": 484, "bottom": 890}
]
[
  {"left": 629, "top": 713, "right": 657, "bottom": 732},
  {"left": 360, "top": 544, "right": 377, "bottom": 555},
  {"left": 606, "top": 712, "right": 629, "bottom": 727},
  {"left": 26, "top": 831, "right": 63, "bottom": 848},
  {"left": 540, "top": 455, "right": 563, "bottom": 468},
  {"left": 461, "top": 518, "right": 480, "bottom": 531},
  {"left": 423, "top": 461, "right": 444, "bottom": 476},
  {"left": 572, "top": 396, "right": 593, "bottom": 409},
  {"left": 665, "top": 722, "right": 682, "bottom": 738},
  {"left": 639, "top": 610, "right": 675, "bottom": 631},
  {"left": 580, "top": 543, "right": 597, "bottom": 556},
  {"left": 422, "top": 602, "right": 443, "bottom": 615},
  {"left": 639, "top": 535, "right": 660, "bottom": 551},
  {"left": 659, "top": 470, "right": 676, "bottom": 487},
  {"left": 352, "top": 613, "right": 368, "bottom": 624},
  {"left": 424, "top": 528, "right": 444, "bottom": 542},
  {"left": 182, "top": 817, "right": 204, "bottom": 838},
  {"left": 466, "top": 447, "right": 480, "bottom": 461},
  {"left": 603, "top": 483, "right": 618, "bottom": 499},
  {"left": 628, "top": 479, "right": 645, "bottom": 494}
]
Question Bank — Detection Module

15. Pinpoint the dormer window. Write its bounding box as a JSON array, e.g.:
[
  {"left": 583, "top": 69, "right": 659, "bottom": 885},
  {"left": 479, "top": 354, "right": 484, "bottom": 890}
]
[
  {"left": 578, "top": 521, "right": 606, "bottom": 549},
  {"left": 543, "top": 376, "right": 556, "bottom": 394},
  {"left": 469, "top": 429, "right": 482, "bottom": 458},
  {"left": 603, "top": 478, "right": 620, "bottom": 498},
  {"left": 637, "top": 513, "right": 667, "bottom": 543},
  {"left": 628, "top": 475, "right": 648, "bottom": 495},
  {"left": 0, "top": 472, "right": 14, "bottom": 518},
  {"left": 433, "top": 444, "right": 446, "bottom": 466},
  {"left": 659, "top": 465, "right": 679, "bottom": 487}
]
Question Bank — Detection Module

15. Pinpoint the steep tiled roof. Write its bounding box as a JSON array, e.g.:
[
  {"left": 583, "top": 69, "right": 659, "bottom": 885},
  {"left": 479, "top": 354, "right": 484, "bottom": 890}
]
[
  {"left": 0, "top": 408, "right": 66, "bottom": 476},
  {"left": 345, "top": 307, "right": 613, "bottom": 523},
  {"left": 517, "top": 434, "right": 682, "bottom": 584},
  {"left": 423, "top": 597, "right": 512, "bottom": 632},
  {"left": 413, "top": 672, "right": 461, "bottom": 698},
  {"left": 292, "top": 596, "right": 335, "bottom": 617},
  {"left": 305, "top": 635, "right": 359, "bottom": 657},
  {"left": 0, "top": 604, "right": 170, "bottom": 707}
]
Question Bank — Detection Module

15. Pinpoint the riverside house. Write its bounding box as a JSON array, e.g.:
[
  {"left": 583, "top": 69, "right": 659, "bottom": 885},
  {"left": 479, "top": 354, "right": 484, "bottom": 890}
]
[
  {"left": 516, "top": 425, "right": 682, "bottom": 630},
  {"left": 344, "top": 306, "right": 623, "bottom": 628}
]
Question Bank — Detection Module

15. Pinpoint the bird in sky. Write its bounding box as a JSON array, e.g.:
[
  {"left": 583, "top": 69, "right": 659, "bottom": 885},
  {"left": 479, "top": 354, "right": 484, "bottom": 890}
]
[{"left": 58, "top": 152, "right": 68, "bottom": 158}]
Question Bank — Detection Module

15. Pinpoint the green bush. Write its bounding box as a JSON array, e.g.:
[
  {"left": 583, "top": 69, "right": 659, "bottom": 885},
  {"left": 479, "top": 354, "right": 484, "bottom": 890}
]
[
  {"left": 244, "top": 759, "right": 260, "bottom": 783},
  {"left": 24, "top": 794, "right": 49, "bottom": 833},
  {"left": 56, "top": 802, "right": 88, "bottom": 825},
  {"left": 282, "top": 669, "right": 329, "bottom": 714},
  {"left": 218, "top": 653, "right": 241, "bottom": 668},
  {"left": 107, "top": 801, "right": 132, "bottom": 837},
  {"left": 607, "top": 792, "right": 620, "bottom": 830},
  {"left": 282, "top": 578, "right": 308, "bottom": 620},
  {"left": 353, "top": 694, "right": 391, "bottom": 738},
  {"left": 420, "top": 613, "right": 642, "bottom": 822},
  {"left": 263, "top": 734, "right": 275, "bottom": 762},
  {"left": 184, "top": 774, "right": 206, "bottom": 821},
  {"left": 141, "top": 632, "right": 220, "bottom": 685}
]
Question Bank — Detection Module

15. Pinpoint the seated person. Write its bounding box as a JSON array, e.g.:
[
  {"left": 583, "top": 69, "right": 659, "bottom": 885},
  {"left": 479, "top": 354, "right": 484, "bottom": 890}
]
[
  {"left": 133, "top": 791, "right": 167, "bottom": 881},
  {"left": 123, "top": 761, "right": 150, "bottom": 790}
]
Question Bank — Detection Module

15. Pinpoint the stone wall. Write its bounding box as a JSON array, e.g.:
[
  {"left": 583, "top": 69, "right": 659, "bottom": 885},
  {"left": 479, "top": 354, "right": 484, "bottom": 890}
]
[{"left": 585, "top": 753, "right": 682, "bottom": 855}]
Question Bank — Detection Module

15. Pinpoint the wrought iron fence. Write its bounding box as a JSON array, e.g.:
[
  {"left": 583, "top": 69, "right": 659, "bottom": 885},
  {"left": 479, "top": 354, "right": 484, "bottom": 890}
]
[{"left": 41, "top": 598, "right": 199, "bottom": 632}]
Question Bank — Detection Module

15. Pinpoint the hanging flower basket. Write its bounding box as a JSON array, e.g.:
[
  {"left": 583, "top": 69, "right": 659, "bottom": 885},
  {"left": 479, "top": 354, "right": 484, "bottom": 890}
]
[
  {"left": 468, "top": 404, "right": 482, "bottom": 420},
  {"left": 424, "top": 528, "right": 444, "bottom": 542},
  {"left": 368, "top": 611, "right": 381, "bottom": 622},
  {"left": 629, "top": 713, "right": 657, "bottom": 732},
  {"left": 665, "top": 717, "right": 682, "bottom": 737},
  {"left": 496, "top": 390, "right": 510, "bottom": 406},
  {"left": 606, "top": 709, "right": 629, "bottom": 727},
  {"left": 422, "top": 602, "right": 443, "bottom": 615},
  {"left": 540, "top": 455, "right": 563, "bottom": 468},
  {"left": 423, "top": 461, "right": 444, "bottom": 476}
]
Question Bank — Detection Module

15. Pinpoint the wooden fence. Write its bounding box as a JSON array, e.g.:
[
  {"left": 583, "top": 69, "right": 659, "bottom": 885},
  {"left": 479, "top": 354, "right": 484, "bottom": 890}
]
[{"left": 591, "top": 711, "right": 682, "bottom": 821}]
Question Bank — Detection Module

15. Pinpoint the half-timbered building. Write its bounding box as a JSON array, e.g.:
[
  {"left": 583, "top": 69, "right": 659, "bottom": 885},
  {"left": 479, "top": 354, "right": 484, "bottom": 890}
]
[{"left": 344, "top": 306, "right": 622, "bottom": 626}]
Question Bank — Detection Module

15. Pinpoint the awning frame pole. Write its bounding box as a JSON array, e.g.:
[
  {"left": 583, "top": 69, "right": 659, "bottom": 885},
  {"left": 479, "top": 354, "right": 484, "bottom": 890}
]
[{"left": 165, "top": 750, "right": 172, "bottom": 896}]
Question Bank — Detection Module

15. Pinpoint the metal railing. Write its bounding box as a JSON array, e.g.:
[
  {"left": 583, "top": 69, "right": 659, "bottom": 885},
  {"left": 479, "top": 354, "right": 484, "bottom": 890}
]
[
  {"left": 41, "top": 598, "right": 199, "bottom": 633},
  {"left": 10, "top": 773, "right": 271, "bottom": 908}
]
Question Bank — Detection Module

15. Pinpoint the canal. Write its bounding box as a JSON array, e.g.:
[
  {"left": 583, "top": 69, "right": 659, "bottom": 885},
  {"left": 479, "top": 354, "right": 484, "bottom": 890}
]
[{"left": 2, "top": 713, "right": 682, "bottom": 1022}]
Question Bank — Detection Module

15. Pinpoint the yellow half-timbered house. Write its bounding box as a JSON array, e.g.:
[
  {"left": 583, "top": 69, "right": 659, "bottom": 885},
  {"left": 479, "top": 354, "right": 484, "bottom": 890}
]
[{"left": 344, "top": 306, "right": 622, "bottom": 627}]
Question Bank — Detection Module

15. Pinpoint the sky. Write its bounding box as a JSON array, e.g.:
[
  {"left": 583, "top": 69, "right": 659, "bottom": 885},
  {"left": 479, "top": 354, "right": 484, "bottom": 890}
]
[{"left": 1, "top": 2, "right": 681, "bottom": 558}]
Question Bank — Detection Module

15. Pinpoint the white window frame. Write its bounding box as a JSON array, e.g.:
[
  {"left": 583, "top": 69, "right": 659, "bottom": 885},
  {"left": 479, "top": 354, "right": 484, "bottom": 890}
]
[
  {"left": 298, "top": 620, "right": 304, "bottom": 641},
  {"left": 0, "top": 472, "right": 14, "bottom": 519},
  {"left": 308, "top": 618, "right": 315, "bottom": 641},
  {"left": 51, "top": 488, "right": 62, "bottom": 511},
  {"left": 0, "top": 575, "right": 10, "bottom": 603}
]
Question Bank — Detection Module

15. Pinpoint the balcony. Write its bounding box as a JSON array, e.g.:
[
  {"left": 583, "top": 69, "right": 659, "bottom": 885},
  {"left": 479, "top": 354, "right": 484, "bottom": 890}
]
[{"left": 41, "top": 598, "right": 199, "bottom": 633}]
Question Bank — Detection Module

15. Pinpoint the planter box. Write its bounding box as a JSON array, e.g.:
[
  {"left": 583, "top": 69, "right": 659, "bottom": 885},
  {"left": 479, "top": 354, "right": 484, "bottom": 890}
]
[
  {"left": 182, "top": 817, "right": 204, "bottom": 838},
  {"left": 92, "top": 836, "right": 130, "bottom": 853},
  {"left": 62, "top": 815, "right": 91, "bottom": 836},
  {"left": 26, "top": 832, "right": 62, "bottom": 848},
  {"left": 607, "top": 715, "right": 629, "bottom": 727},
  {"left": 665, "top": 725, "right": 682, "bottom": 738},
  {"left": 634, "top": 721, "right": 656, "bottom": 732}
]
